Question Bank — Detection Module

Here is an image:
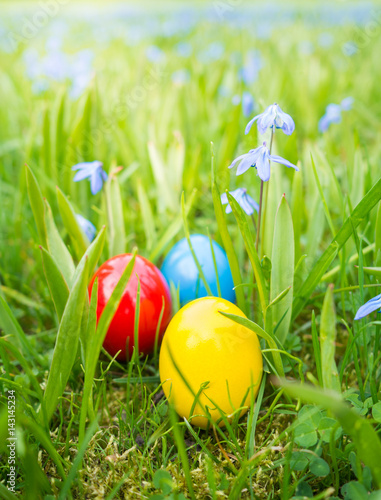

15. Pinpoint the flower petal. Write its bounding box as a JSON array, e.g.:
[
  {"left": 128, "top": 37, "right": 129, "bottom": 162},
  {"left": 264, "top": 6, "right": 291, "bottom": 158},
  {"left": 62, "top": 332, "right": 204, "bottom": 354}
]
[
  {"left": 245, "top": 114, "right": 260, "bottom": 135},
  {"left": 220, "top": 192, "right": 228, "bottom": 204},
  {"left": 280, "top": 113, "right": 295, "bottom": 135},
  {"left": 242, "top": 92, "right": 255, "bottom": 118},
  {"left": 273, "top": 104, "right": 295, "bottom": 135},
  {"left": 257, "top": 105, "right": 276, "bottom": 135},
  {"left": 90, "top": 172, "right": 103, "bottom": 195},
  {"left": 270, "top": 154, "right": 299, "bottom": 171},
  {"left": 239, "top": 196, "right": 255, "bottom": 215},
  {"left": 72, "top": 162, "right": 91, "bottom": 172},
  {"left": 318, "top": 115, "right": 331, "bottom": 133},
  {"left": 236, "top": 150, "right": 261, "bottom": 176},
  {"left": 325, "top": 103, "right": 342, "bottom": 117},
  {"left": 73, "top": 169, "right": 91, "bottom": 182},
  {"left": 340, "top": 97, "right": 354, "bottom": 111},
  {"left": 246, "top": 194, "right": 259, "bottom": 212},
  {"left": 72, "top": 160, "right": 102, "bottom": 172},
  {"left": 229, "top": 152, "right": 250, "bottom": 169},
  {"left": 255, "top": 150, "right": 271, "bottom": 181},
  {"left": 76, "top": 214, "right": 96, "bottom": 242},
  {"left": 354, "top": 293, "right": 381, "bottom": 320}
]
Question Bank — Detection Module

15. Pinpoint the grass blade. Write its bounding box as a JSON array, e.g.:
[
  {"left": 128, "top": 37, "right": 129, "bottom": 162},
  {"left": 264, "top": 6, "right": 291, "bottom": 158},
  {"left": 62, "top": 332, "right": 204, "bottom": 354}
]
[
  {"left": 25, "top": 164, "right": 47, "bottom": 247},
  {"left": 310, "top": 154, "right": 336, "bottom": 238},
  {"left": 149, "top": 189, "right": 197, "bottom": 262},
  {"left": 43, "top": 107, "right": 53, "bottom": 178},
  {"left": 311, "top": 311, "right": 323, "bottom": 387},
  {"left": 137, "top": 178, "right": 156, "bottom": 251},
  {"left": 181, "top": 192, "right": 213, "bottom": 296},
  {"left": 0, "top": 337, "right": 43, "bottom": 400},
  {"left": 41, "top": 258, "right": 89, "bottom": 424},
  {"left": 148, "top": 140, "right": 177, "bottom": 213},
  {"left": 0, "top": 296, "right": 39, "bottom": 363},
  {"left": 78, "top": 279, "right": 98, "bottom": 444},
  {"left": 56, "top": 186, "right": 90, "bottom": 260},
  {"left": 291, "top": 165, "right": 303, "bottom": 264},
  {"left": 207, "top": 228, "right": 222, "bottom": 297},
  {"left": 246, "top": 373, "right": 266, "bottom": 459},
  {"left": 0, "top": 482, "right": 19, "bottom": 500},
  {"left": 73, "top": 225, "right": 106, "bottom": 282},
  {"left": 169, "top": 405, "right": 196, "bottom": 500},
  {"left": 361, "top": 266, "right": 381, "bottom": 278},
  {"left": 320, "top": 285, "right": 340, "bottom": 392},
  {"left": 219, "top": 311, "right": 284, "bottom": 377},
  {"left": 40, "top": 246, "right": 70, "bottom": 320},
  {"left": 55, "top": 91, "right": 67, "bottom": 178},
  {"left": 227, "top": 191, "right": 268, "bottom": 316},
  {"left": 293, "top": 176, "right": 381, "bottom": 320},
  {"left": 58, "top": 419, "right": 98, "bottom": 500},
  {"left": 105, "top": 172, "right": 126, "bottom": 257},
  {"left": 20, "top": 413, "right": 68, "bottom": 481},
  {"left": 270, "top": 194, "right": 294, "bottom": 345},
  {"left": 211, "top": 144, "right": 246, "bottom": 314},
  {"left": 79, "top": 250, "right": 137, "bottom": 444},
  {"left": 376, "top": 201, "right": 381, "bottom": 265},
  {"left": 44, "top": 199, "right": 75, "bottom": 286}
]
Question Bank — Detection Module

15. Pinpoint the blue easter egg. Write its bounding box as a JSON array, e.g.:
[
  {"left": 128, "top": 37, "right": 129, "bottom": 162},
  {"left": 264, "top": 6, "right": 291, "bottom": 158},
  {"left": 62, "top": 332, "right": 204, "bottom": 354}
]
[{"left": 161, "top": 234, "right": 235, "bottom": 305}]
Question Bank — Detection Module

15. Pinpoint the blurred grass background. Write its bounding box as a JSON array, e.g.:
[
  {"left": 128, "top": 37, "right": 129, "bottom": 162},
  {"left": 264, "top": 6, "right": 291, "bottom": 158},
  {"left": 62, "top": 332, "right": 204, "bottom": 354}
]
[{"left": 1, "top": 1, "right": 381, "bottom": 497}]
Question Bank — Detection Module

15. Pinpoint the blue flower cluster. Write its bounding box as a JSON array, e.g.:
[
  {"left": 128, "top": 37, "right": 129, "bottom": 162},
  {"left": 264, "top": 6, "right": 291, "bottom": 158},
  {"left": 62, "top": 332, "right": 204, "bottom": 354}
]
[
  {"left": 221, "top": 103, "right": 298, "bottom": 219},
  {"left": 229, "top": 103, "right": 298, "bottom": 183},
  {"left": 22, "top": 42, "right": 94, "bottom": 99}
]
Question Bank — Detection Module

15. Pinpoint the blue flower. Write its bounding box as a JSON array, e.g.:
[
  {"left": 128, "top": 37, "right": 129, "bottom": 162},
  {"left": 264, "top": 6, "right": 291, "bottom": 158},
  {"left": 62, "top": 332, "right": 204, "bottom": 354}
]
[
  {"left": 72, "top": 161, "right": 108, "bottom": 195},
  {"left": 22, "top": 45, "right": 94, "bottom": 99},
  {"left": 239, "top": 50, "right": 262, "bottom": 86},
  {"left": 245, "top": 103, "right": 295, "bottom": 136},
  {"left": 340, "top": 97, "right": 354, "bottom": 111},
  {"left": 229, "top": 143, "right": 298, "bottom": 182},
  {"left": 354, "top": 293, "right": 381, "bottom": 320},
  {"left": 318, "top": 97, "right": 354, "bottom": 132},
  {"left": 242, "top": 92, "right": 255, "bottom": 118},
  {"left": 69, "top": 49, "right": 94, "bottom": 99},
  {"left": 146, "top": 45, "right": 165, "bottom": 63},
  {"left": 318, "top": 104, "right": 342, "bottom": 132},
  {"left": 232, "top": 92, "right": 255, "bottom": 117},
  {"left": 176, "top": 41, "right": 192, "bottom": 58},
  {"left": 76, "top": 214, "right": 96, "bottom": 242},
  {"left": 221, "top": 188, "right": 259, "bottom": 215}
]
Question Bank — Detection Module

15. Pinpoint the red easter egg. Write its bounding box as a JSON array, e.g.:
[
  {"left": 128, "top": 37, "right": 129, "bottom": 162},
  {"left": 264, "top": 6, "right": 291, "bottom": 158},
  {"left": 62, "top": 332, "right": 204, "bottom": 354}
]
[{"left": 89, "top": 254, "right": 172, "bottom": 361}]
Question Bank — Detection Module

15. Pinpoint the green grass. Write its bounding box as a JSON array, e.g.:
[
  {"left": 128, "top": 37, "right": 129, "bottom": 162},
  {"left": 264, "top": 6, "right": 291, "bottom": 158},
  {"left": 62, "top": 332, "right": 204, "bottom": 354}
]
[{"left": 1, "top": 1, "right": 381, "bottom": 498}]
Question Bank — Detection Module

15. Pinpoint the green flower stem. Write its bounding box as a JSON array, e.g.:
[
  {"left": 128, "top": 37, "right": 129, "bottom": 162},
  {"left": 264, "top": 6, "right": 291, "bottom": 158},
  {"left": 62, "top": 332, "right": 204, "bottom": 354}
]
[
  {"left": 256, "top": 127, "right": 275, "bottom": 254},
  {"left": 255, "top": 180, "right": 264, "bottom": 252}
]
